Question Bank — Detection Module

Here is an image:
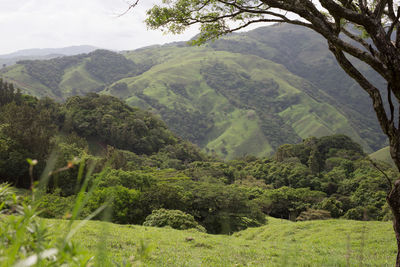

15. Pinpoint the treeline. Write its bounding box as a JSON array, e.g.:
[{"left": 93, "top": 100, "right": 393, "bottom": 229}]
[
  {"left": 0, "top": 81, "right": 396, "bottom": 234},
  {"left": 0, "top": 79, "right": 22, "bottom": 106}
]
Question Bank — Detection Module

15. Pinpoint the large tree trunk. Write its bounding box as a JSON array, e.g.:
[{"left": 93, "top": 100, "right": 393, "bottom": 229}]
[
  {"left": 387, "top": 180, "right": 400, "bottom": 267},
  {"left": 388, "top": 138, "right": 400, "bottom": 266},
  {"left": 328, "top": 39, "right": 400, "bottom": 265}
]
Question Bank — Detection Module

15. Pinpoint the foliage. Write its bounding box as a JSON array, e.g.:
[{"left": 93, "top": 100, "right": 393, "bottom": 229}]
[
  {"left": 143, "top": 0, "right": 400, "bottom": 260},
  {"left": 0, "top": 80, "right": 394, "bottom": 236},
  {"left": 86, "top": 185, "right": 142, "bottom": 224},
  {"left": 47, "top": 141, "right": 87, "bottom": 196},
  {"left": 19, "top": 54, "right": 88, "bottom": 94},
  {"left": 64, "top": 94, "right": 177, "bottom": 155},
  {"left": 85, "top": 50, "right": 136, "bottom": 84},
  {"left": 143, "top": 208, "right": 206, "bottom": 232},
  {"left": 0, "top": 79, "right": 22, "bottom": 106},
  {"left": 0, "top": 183, "right": 93, "bottom": 266},
  {"left": 261, "top": 186, "right": 326, "bottom": 220},
  {"left": 179, "top": 181, "right": 266, "bottom": 234},
  {"left": 0, "top": 98, "right": 60, "bottom": 187},
  {"left": 296, "top": 209, "right": 332, "bottom": 221},
  {"left": 95, "top": 168, "right": 155, "bottom": 191},
  {"left": 38, "top": 189, "right": 75, "bottom": 218}
]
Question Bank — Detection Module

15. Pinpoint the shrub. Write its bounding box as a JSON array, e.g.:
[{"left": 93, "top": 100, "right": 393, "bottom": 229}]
[
  {"left": 143, "top": 208, "right": 206, "bottom": 232},
  {"left": 317, "top": 197, "right": 343, "bottom": 218},
  {"left": 343, "top": 207, "right": 365, "bottom": 220},
  {"left": 262, "top": 186, "right": 326, "bottom": 220},
  {"left": 86, "top": 186, "right": 142, "bottom": 224},
  {"left": 38, "top": 189, "right": 75, "bottom": 218},
  {"left": 0, "top": 183, "right": 18, "bottom": 213},
  {"left": 182, "top": 182, "right": 266, "bottom": 234},
  {"left": 296, "top": 209, "right": 332, "bottom": 221}
]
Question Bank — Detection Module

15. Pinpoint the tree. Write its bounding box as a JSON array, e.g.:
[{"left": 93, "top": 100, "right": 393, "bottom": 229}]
[{"left": 130, "top": 0, "right": 400, "bottom": 263}]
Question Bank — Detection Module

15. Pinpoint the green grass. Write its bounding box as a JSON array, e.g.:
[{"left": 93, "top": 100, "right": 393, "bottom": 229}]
[
  {"left": 0, "top": 64, "right": 57, "bottom": 99},
  {"left": 59, "top": 61, "right": 103, "bottom": 97},
  {"left": 206, "top": 109, "right": 273, "bottom": 159},
  {"left": 45, "top": 216, "right": 396, "bottom": 266},
  {"left": 370, "top": 146, "right": 395, "bottom": 168}
]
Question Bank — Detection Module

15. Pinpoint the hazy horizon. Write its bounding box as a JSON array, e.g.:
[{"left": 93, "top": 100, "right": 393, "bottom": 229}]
[{"left": 0, "top": 0, "right": 199, "bottom": 55}]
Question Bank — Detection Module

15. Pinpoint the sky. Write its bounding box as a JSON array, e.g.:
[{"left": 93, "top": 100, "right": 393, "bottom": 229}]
[{"left": 0, "top": 0, "right": 200, "bottom": 55}]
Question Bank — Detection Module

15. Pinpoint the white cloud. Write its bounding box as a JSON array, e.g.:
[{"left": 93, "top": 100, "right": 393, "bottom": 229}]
[{"left": 0, "top": 0, "right": 198, "bottom": 54}]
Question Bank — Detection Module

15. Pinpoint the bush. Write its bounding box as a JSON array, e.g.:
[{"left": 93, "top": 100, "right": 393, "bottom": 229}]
[
  {"left": 0, "top": 183, "right": 19, "bottom": 213},
  {"left": 85, "top": 186, "right": 142, "bottom": 224},
  {"left": 143, "top": 208, "right": 206, "bottom": 232},
  {"left": 296, "top": 209, "right": 332, "bottom": 221},
  {"left": 343, "top": 207, "right": 365, "bottom": 220},
  {"left": 182, "top": 182, "right": 266, "bottom": 234},
  {"left": 262, "top": 186, "right": 326, "bottom": 220},
  {"left": 317, "top": 197, "right": 343, "bottom": 218},
  {"left": 38, "top": 189, "right": 75, "bottom": 218}
]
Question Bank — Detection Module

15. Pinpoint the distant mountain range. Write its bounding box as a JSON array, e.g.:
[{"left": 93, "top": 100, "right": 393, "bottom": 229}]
[
  {"left": 0, "top": 25, "right": 387, "bottom": 159},
  {"left": 0, "top": 45, "right": 98, "bottom": 67}
]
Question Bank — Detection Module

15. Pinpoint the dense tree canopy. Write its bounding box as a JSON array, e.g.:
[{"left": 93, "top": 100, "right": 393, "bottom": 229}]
[{"left": 1, "top": 84, "right": 394, "bottom": 234}]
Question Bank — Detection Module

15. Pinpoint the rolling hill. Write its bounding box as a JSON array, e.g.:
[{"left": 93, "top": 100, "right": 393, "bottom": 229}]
[
  {"left": 51, "top": 217, "right": 395, "bottom": 266},
  {"left": 0, "top": 24, "right": 387, "bottom": 159}
]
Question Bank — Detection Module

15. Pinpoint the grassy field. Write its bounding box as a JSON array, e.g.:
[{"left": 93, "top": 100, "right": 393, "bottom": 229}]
[
  {"left": 370, "top": 146, "right": 395, "bottom": 168},
  {"left": 47, "top": 217, "right": 396, "bottom": 266}
]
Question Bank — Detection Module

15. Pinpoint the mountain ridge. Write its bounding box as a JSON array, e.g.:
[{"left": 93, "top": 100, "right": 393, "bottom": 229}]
[{"left": 0, "top": 24, "right": 387, "bottom": 159}]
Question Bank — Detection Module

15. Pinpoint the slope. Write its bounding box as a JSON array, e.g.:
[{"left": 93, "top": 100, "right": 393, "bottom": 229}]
[
  {"left": 370, "top": 146, "right": 396, "bottom": 168},
  {"left": 117, "top": 46, "right": 369, "bottom": 158},
  {"left": 0, "top": 25, "right": 382, "bottom": 158},
  {"left": 47, "top": 217, "right": 395, "bottom": 266},
  {"left": 210, "top": 24, "right": 387, "bottom": 151}
]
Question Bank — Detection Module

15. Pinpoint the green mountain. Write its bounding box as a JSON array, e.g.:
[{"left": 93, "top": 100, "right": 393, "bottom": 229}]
[{"left": 0, "top": 25, "right": 386, "bottom": 159}]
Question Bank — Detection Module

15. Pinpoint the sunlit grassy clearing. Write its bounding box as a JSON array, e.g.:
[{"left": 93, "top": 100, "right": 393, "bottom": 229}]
[{"left": 46, "top": 217, "right": 396, "bottom": 266}]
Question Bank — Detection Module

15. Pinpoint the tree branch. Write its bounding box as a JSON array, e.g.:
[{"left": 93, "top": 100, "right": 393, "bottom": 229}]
[
  {"left": 320, "top": 0, "right": 375, "bottom": 27},
  {"left": 119, "top": 0, "right": 139, "bottom": 17},
  {"left": 341, "top": 26, "right": 375, "bottom": 54},
  {"left": 373, "top": 0, "right": 388, "bottom": 20},
  {"left": 328, "top": 42, "right": 392, "bottom": 136},
  {"left": 388, "top": 83, "right": 395, "bottom": 123},
  {"left": 368, "top": 157, "right": 393, "bottom": 192}
]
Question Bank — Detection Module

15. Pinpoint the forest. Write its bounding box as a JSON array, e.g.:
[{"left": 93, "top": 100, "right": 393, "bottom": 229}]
[{"left": 0, "top": 78, "right": 396, "bottom": 236}]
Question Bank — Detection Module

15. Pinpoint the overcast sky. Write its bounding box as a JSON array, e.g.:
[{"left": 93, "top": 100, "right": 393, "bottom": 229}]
[{"left": 0, "top": 0, "right": 199, "bottom": 55}]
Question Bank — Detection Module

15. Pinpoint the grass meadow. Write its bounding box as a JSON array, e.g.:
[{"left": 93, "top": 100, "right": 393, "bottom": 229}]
[{"left": 45, "top": 216, "right": 396, "bottom": 266}]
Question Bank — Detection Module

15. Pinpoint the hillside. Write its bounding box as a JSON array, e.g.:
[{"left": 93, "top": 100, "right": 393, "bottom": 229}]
[
  {"left": 0, "top": 45, "right": 98, "bottom": 68},
  {"left": 51, "top": 217, "right": 395, "bottom": 266},
  {"left": 0, "top": 24, "right": 387, "bottom": 159},
  {"left": 371, "top": 146, "right": 396, "bottom": 168}
]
